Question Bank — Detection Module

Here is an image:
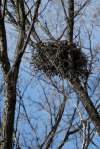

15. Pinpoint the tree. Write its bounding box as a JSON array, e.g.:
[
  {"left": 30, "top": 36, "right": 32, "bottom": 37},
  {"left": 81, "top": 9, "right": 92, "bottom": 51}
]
[
  {"left": 0, "top": 0, "right": 41, "bottom": 148},
  {"left": 0, "top": 0, "right": 100, "bottom": 148}
]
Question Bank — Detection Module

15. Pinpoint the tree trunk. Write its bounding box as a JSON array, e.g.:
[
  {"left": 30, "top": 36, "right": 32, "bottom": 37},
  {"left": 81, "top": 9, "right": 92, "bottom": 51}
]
[
  {"left": 0, "top": 0, "right": 41, "bottom": 148},
  {"left": 68, "top": 0, "right": 74, "bottom": 44},
  {"left": 1, "top": 72, "right": 17, "bottom": 149},
  {"left": 70, "top": 79, "right": 100, "bottom": 135}
]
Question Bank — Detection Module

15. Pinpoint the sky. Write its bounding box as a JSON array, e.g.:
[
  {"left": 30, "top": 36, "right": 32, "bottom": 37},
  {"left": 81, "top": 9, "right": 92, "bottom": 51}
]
[{"left": 0, "top": 0, "right": 100, "bottom": 148}]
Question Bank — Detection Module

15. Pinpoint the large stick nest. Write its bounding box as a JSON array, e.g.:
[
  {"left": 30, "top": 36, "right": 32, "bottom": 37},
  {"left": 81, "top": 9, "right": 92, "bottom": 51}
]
[{"left": 32, "top": 40, "right": 88, "bottom": 80}]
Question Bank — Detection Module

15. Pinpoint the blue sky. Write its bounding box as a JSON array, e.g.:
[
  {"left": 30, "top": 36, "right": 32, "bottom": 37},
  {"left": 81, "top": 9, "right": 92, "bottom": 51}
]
[{"left": 0, "top": 0, "right": 100, "bottom": 148}]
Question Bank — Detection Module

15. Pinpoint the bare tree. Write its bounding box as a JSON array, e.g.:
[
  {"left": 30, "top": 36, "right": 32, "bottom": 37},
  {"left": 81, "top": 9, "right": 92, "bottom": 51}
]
[
  {"left": 0, "top": 0, "right": 41, "bottom": 148},
  {"left": 0, "top": 0, "right": 100, "bottom": 149}
]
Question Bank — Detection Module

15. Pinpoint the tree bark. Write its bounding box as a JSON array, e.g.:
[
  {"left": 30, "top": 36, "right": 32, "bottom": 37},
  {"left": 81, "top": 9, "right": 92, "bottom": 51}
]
[
  {"left": 70, "top": 79, "right": 100, "bottom": 135},
  {"left": 68, "top": 0, "right": 74, "bottom": 44},
  {"left": 2, "top": 73, "right": 16, "bottom": 149}
]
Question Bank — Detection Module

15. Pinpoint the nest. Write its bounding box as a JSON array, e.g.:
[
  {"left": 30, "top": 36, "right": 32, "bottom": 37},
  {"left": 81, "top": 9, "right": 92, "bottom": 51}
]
[{"left": 32, "top": 40, "right": 88, "bottom": 80}]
